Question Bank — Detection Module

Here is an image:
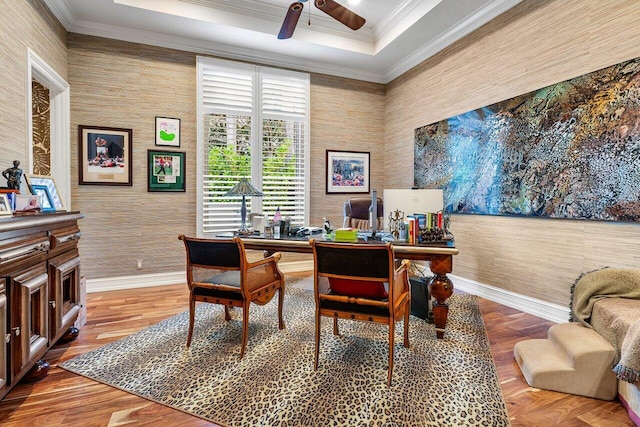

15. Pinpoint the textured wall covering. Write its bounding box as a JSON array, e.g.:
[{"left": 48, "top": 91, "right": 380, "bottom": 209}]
[
  {"left": 10, "top": 0, "right": 640, "bottom": 307},
  {"left": 309, "top": 75, "right": 386, "bottom": 229},
  {"left": 0, "top": 0, "right": 66, "bottom": 171},
  {"left": 414, "top": 56, "right": 640, "bottom": 221},
  {"left": 385, "top": 0, "right": 640, "bottom": 305},
  {"left": 32, "top": 79, "right": 51, "bottom": 175},
  {"left": 69, "top": 35, "right": 196, "bottom": 279},
  {"left": 68, "top": 36, "right": 385, "bottom": 279}
]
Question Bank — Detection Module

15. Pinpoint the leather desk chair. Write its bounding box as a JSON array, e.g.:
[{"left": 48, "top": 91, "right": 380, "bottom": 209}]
[{"left": 343, "top": 197, "right": 383, "bottom": 230}]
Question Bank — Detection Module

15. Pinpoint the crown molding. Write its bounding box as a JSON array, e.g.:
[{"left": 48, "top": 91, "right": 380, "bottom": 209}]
[
  {"left": 66, "top": 19, "right": 387, "bottom": 82},
  {"left": 42, "top": 0, "right": 76, "bottom": 29},
  {"left": 382, "top": 0, "right": 523, "bottom": 82},
  {"left": 45, "top": 0, "right": 522, "bottom": 84}
]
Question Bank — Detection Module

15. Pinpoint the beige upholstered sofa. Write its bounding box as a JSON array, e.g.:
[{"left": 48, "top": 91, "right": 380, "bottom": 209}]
[{"left": 587, "top": 288, "right": 640, "bottom": 424}]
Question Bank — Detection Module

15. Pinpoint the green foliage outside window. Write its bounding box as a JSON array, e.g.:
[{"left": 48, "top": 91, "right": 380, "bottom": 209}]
[{"left": 206, "top": 116, "right": 296, "bottom": 178}]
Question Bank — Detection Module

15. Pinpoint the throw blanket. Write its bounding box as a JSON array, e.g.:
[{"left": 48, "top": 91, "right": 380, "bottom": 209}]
[{"left": 570, "top": 267, "right": 640, "bottom": 384}]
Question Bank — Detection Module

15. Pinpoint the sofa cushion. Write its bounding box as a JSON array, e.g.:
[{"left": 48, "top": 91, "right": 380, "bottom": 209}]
[{"left": 591, "top": 298, "right": 640, "bottom": 354}]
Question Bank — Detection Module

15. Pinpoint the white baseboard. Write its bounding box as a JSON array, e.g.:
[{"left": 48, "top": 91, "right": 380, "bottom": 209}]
[
  {"left": 85, "top": 260, "right": 315, "bottom": 293},
  {"left": 450, "top": 274, "right": 570, "bottom": 324},
  {"left": 87, "top": 271, "right": 186, "bottom": 293},
  {"left": 86, "top": 265, "right": 570, "bottom": 324}
]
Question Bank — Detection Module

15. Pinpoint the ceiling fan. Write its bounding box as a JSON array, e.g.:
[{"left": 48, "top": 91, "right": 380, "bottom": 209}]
[{"left": 278, "top": 0, "right": 366, "bottom": 40}]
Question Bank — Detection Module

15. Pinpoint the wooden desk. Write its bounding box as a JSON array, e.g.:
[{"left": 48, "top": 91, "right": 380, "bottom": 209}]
[{"left": 239, "top": 236, "right": 458, "bottom": 338}]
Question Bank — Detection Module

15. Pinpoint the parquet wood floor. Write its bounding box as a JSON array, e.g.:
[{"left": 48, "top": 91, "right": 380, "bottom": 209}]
[{"left": 0, "top": 275, "right": 634, "bottom": 426}]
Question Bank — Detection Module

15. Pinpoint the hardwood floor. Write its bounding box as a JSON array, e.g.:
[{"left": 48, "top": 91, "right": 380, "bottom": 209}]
[{"left": 0, "top": 275, "right": 634, "bottom": 426}]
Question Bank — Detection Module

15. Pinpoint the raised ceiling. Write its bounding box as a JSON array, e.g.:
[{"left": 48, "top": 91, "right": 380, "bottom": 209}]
[{"left": 43, "top": 0, "right": 522, "bottom": 83}]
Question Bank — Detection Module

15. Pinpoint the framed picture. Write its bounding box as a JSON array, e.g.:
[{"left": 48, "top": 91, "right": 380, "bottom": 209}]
[
  {"left": 79, "top": 125, "right": 132, "bottom": 186},
  {"left": 15, "top": 194, "right": 40, "bottom": 212},
  {"left": 147, "top": 149, "right": 185, "bottom": 192},
  {"left": 24, "top": 174, "right": 66, "bottom": 211},
  {"left": 0, "top": 194, "right": 12, "bottom": 216},
  {"left": 326, "top": 150, "right": 370, "bottom": 194},
  {"left": 155, "top": 116, "right": 180, "bottom": 147},
  {"left": 30, "top": 184, "right": 55, "bottom": 212}
]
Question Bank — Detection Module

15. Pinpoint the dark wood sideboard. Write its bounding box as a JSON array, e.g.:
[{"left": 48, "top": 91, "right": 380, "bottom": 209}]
[{"left": 0, "top": 212, "right": 83, "bottom": 400}]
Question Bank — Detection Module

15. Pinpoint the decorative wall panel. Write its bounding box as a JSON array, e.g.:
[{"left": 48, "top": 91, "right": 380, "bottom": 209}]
[
  {"left": 32, "top": 79, "right": 51, "bottom": 175},
  {"left": 414, "top": 57, "right": 640, "bottom": 221}
]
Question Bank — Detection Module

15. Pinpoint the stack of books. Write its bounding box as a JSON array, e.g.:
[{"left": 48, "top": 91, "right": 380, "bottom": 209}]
[
  {"left": 334, "top": 227, "right": 358, "bottom": 242},
  {"left": 405, "top": 211, "right": 445, "bottom": 244}
]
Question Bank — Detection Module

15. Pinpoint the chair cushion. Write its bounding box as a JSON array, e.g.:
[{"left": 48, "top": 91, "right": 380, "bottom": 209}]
[
  {"left": 203, "top": 270, "right": 241, "bottom": 287},
  {"left": 328, "top": 277, "right": 388, "bottom": 299}
]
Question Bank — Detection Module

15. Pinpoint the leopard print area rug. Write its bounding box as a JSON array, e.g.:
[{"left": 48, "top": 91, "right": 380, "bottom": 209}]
[{"left": 60, "top": 278, "right": 510, "bottom": 426}]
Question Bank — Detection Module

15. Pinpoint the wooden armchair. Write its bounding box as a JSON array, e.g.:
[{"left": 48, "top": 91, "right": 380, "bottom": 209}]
[
  {"left": 178, "top": 235, "right": 285, "bottom": 358},
  {"left": 310, "top": 239, "right": 411, "bottom": 385}
]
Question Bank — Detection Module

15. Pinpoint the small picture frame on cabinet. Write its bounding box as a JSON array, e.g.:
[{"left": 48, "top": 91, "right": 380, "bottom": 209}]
[
  {"left": 31, "top": 184, "right": 56, "bottom": 213},
  {"left": 0, "top": 194, "right": 12, "bottom": 216},
  {"left": 25, "top": 174, "right": 66, "bottom": 211},
  {"left": 15, "top": 194, "right": 41, "bottom": 212}
]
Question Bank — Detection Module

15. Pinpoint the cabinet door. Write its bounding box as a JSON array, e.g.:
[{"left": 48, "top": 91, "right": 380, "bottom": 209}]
[
  {"left": 0, "top": 279, "right": 7, "bottom": 397},
  {"left": 11, "top": 264, "right": 49, "bottom": 376},
  {"left": 49, "top": 253, "right": 80, "bottom": 342}
]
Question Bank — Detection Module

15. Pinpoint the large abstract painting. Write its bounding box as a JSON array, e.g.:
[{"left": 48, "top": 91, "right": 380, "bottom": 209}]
[{"left": 414, "top": 57, "right": 640, "bottom": 221}]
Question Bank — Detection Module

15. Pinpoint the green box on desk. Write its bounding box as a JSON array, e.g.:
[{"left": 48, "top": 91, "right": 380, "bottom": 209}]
[{"left": 334, "top": 228, "right": 358, "bottom": 242}]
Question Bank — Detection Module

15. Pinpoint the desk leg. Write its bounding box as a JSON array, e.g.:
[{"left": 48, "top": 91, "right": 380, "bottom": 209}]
[
  {"left": 428, "top": 275, "right": 454, "bottom": 338},
  {"left": 427, "top": 255, "right": 454, "bottom": 339}
]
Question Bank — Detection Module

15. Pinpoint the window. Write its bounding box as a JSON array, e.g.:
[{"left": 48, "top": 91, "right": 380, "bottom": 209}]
[{"left": 197, "top": 57, "right": 310, "bottom": 236}]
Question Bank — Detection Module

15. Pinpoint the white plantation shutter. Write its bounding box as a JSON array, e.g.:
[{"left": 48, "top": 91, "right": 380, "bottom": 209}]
[
  {"left": 201, "top": 62, "right": 253, "bottom": 115},
  {"left": 197, "top": 57, "right": 310, "bottom": 236},
  {"left": 261, "top": 72, "right": 308, "bottom": 119}
]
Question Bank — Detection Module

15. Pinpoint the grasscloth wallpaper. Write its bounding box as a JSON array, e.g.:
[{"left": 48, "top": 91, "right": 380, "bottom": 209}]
[
  {"left": 68, "top": 35, "right": 385, "bottom": 279},
  {"left": 0, "top": 0, "right": 66, "bottom": 169},
  {"left": 384, "top": 0, "right": 640, "bottom": 305},
  {"left": 4, "top": 0, "right": 640, "bottom": 307}
]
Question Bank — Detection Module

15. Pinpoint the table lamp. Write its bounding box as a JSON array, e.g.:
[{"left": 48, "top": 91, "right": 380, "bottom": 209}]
[{"left": 225, "top": 178, "right": 263, "bottom": 235}]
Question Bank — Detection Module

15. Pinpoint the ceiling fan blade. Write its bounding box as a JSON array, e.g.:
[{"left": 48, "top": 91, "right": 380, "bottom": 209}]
[
  {"left": 278, "top": 2, "right": 304, "bottom": 39},
  {"left": 314, "top": 0, "right": 365, "bottom": 31}
]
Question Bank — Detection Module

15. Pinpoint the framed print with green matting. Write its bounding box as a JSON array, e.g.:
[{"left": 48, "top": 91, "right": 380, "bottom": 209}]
[{"left": 147, "top": 149, "right": 185, "bottom": 192}]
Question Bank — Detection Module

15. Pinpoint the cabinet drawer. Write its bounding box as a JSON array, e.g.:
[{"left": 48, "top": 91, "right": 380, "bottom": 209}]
[
  {"left": 49, "top": 225, "right": 81, "bottom": 253},
  {"left": 0, "top": 235, "right": 49, "bottom": 271}
]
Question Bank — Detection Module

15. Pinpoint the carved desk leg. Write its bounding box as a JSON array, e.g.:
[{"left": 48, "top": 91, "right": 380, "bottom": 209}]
[{"left": 427, "top": 255, "right": 454, "bottom": 339}]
